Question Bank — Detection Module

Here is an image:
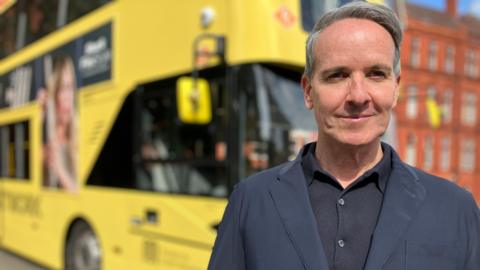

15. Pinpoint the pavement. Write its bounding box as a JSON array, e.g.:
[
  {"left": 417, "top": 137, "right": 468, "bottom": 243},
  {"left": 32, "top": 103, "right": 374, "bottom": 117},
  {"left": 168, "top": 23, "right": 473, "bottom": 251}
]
[{"left": 0, "top": 249, "right": 46, "bottom": 270}]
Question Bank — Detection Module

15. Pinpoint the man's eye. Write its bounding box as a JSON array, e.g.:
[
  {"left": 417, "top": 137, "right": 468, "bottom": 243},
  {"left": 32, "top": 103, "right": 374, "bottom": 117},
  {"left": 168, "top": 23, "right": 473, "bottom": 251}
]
[
  {"left": 326, "top": 72, "right": 348, "bottom": 82},
  {"left": 368, "top": 70, "right": 387, "bottom": 80}
]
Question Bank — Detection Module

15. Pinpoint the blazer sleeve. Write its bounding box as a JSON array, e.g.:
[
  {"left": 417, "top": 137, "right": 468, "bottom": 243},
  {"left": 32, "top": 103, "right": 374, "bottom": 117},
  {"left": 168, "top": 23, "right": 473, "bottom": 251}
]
[
  {"left": 208, "top": 183, "right": 246, "bottom": 270},
  {"left": 464, "top": 192, "right": 480, "bottom": 270}
]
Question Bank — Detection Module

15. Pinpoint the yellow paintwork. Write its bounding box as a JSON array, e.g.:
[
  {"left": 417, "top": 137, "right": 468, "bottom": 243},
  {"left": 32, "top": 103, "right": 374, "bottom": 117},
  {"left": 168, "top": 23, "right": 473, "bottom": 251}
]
[
  {"left": 0, "top": 0, "right": 309, "bottom": 269},
  {"left": 0, "top": 0, "right": 15, "bottom": 14}
]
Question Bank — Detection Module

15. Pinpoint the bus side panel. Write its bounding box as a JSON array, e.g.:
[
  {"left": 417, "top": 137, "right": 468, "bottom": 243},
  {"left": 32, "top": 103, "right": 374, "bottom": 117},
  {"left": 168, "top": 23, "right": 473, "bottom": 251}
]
[
  {"left": 77, "top": 188, "right": 133, "bottom": 270},
  {"left": 0, "top": 180, "right": 3, "bottom": 244},
  {"left": 123, "top": 192, "right": 224, "bottom": 270},
  {"left": 1, "top": 181, "right": 47, "bottom": 267},
  {"left": 0, "top": 107, "right": 47, "bottom": 266}
]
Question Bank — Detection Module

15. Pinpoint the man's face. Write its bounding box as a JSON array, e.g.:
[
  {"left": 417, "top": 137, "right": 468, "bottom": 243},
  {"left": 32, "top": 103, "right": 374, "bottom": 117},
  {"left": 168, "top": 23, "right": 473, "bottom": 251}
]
[{"left": 302, "top": 18, "right": 400, "bottom": 147}]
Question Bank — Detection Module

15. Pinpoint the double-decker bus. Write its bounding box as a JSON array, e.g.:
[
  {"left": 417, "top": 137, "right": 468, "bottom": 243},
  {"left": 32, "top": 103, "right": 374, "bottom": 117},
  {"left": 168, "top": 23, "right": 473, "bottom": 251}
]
[{"left": 0, "top": 0, "right": 384, "bottom": 269}]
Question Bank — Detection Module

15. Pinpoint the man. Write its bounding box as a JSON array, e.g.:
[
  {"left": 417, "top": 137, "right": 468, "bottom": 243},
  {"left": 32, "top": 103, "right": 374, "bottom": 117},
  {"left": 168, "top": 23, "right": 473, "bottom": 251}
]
[{"left": 208, "top": 2, "right": 480, "bottom": 270}]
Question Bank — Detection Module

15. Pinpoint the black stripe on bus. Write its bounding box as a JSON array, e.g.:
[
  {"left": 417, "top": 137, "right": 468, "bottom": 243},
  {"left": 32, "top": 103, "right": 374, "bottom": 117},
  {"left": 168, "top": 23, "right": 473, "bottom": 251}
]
[{"left": 129, "top": 228, "right": 213, "bottom": 250}]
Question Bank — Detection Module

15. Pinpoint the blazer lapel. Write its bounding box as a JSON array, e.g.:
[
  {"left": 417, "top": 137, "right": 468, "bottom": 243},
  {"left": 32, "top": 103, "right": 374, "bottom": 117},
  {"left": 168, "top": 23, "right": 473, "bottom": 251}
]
[
  {"left": 269, "top": 159, "right": 329, "bottom": 270},
  {"left": 364, "top": 152, "right": 426, "bottom": 270}
]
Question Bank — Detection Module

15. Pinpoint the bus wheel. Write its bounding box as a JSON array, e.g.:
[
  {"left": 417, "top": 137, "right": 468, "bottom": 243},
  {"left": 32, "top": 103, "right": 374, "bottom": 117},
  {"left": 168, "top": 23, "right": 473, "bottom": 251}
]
[{"left": 65, "top": 221, "right": 102, "bottom": 270}]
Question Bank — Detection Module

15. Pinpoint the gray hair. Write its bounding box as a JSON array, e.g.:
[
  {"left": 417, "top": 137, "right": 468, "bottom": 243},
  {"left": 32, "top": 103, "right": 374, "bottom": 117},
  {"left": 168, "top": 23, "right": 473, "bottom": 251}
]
[{"left": 304, "top": 1, "right": 403, "bottom": 79}]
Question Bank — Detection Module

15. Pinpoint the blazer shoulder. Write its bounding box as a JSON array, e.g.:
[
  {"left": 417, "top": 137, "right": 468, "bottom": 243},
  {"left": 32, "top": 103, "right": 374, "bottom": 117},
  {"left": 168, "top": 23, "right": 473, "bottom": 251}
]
[
  {"left": 239, "top": 160, "right": 296, "bottom": 189},
  {"left": 406, "top": 164, "right": 477, "bottom": 207}
]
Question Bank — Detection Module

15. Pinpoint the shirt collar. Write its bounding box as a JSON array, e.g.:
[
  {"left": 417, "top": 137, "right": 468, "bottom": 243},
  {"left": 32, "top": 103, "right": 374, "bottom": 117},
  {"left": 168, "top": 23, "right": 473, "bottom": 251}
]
[{"left": 301, "top": 142, "right": 392, "bottom": 193}]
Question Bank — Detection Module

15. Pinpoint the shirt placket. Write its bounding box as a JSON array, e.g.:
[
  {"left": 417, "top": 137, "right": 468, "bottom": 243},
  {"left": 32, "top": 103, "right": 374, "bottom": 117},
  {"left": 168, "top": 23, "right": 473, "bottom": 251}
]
[{"left": 334, "top": 190, "right": 348, "bottom": 269}]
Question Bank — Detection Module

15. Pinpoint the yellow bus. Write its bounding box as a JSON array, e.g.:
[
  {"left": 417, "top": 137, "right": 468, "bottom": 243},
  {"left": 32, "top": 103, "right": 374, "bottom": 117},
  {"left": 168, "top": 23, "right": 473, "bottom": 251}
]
[{"left": 0, "top": 0, "right": 360, "bottom": 269}]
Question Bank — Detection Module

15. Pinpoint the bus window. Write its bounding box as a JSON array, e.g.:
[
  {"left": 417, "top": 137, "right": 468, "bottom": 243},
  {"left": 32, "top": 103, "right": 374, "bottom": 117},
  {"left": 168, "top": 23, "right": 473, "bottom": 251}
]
[
  {"left": 0, "top": 121, "right": 30, "bottom": 180},
  {"left": 0, "top": 0, "right": 111, "bottom": 59},
  {"left": 239, "top": 65, "right": 317, "bottom": 178},
  {"left": 66, "top": 0, "right": 111, "bottom": 25},
  {"left": 87, "top": 75, "right": 229, "bottom": 197},
  {"left": 0, "top": 4, "right": 17, "bottom": 58},
  {"left": 8, "top": 124, "right": 15, "bottom": 178},
  {"left": 0, "top": 126, "right": 8, "bottom": 177},
  {"left": 136, "top": 76, "right": 228, "bottom": 197},
  {"left": 14, "top": 121, "right": 29, "bottom": 179},
  {"left": 24, "top": 0, "right": 57, "bottom": 45}
]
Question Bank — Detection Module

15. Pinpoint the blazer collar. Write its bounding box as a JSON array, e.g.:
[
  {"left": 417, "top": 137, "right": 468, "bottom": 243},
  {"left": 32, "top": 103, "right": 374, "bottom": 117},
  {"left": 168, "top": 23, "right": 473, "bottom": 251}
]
[
  {"left": 364, "top": 145, "right": 426, "bottom": 270},
  {"left": 269, "top": 143, "right": 426, "bottom": 270},
  {"left": 269, "top": 146, "right": 329, "bottom": 270}
]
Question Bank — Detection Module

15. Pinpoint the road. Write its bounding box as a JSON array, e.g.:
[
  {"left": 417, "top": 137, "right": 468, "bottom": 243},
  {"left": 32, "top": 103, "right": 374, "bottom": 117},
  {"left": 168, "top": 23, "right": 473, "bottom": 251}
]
[{"left": 0, "top": 249, "right": 46, "bottom": 270}]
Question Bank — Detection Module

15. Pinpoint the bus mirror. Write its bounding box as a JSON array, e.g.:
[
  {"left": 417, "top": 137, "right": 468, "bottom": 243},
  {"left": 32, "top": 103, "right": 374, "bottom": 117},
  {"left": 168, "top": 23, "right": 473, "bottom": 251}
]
[{"left": 176, "top": 77, "right": 212, "bottom": 124}]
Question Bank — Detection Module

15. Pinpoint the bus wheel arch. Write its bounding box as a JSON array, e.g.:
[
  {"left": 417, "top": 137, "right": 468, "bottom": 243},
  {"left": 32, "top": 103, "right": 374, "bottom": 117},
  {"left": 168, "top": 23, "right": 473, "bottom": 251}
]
[{"left": 64, "top": 219, "right": 102, "bottom": 270}]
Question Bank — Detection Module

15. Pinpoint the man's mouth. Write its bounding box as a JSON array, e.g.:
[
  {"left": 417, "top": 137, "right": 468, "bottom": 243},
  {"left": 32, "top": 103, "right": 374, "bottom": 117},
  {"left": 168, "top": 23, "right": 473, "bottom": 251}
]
[{"left": 339, "top": 114, "right": 374, "bottom": 119}]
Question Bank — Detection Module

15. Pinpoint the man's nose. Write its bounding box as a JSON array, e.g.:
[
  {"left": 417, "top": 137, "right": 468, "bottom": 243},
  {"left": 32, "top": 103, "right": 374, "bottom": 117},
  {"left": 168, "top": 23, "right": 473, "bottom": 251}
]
[{"left": 346, "top": 74, "right": 371, "bottom": 106}]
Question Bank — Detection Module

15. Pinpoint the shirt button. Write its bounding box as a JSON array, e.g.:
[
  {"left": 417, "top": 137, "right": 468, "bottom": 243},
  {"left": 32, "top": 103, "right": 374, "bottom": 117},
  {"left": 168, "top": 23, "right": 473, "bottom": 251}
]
[
  {"left": 338, "top": 239, "right": 345, "bottom": 248},
  {"left": 338, "top": 198, "right": 345, "bottom": 206}
]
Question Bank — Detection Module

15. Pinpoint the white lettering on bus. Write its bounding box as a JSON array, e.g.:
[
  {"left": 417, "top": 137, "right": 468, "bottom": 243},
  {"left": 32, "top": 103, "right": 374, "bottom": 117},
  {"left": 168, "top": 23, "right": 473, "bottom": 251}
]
[
  {"left": 84, "top": 36, "right": 107, "bottom": 55},
  {"left": 79, "top": 35, "right": 111, "bottom": 78}
]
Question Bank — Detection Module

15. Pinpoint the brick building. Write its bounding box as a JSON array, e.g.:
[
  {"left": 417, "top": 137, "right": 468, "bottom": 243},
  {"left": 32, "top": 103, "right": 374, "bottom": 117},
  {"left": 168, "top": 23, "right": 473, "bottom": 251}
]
[{"left": 395, "top": 0, "right": 480, "bottom": 201}]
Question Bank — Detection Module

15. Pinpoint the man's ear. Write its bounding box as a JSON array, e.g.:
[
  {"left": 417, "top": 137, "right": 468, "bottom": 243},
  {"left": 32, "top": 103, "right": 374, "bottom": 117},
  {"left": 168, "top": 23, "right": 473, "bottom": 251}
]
[
  {"left": 392, "top": 74, "right": 401, "bottom": 108},
  {"left": 301, "top": 74, "right": 314, "bottom": 109}
]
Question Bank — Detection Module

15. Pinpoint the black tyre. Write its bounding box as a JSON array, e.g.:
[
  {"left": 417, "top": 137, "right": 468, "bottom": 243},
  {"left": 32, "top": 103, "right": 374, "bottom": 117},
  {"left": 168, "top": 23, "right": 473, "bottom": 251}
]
[{"left": 65, "top": 221, "right": 102, "bottom": 270}]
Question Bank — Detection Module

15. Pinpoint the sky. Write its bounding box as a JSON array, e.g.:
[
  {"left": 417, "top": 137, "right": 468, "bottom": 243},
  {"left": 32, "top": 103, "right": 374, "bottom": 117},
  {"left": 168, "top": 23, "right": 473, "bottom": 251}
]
[{"left": 408, "top": 0, "right": 480, "bottom": 16}]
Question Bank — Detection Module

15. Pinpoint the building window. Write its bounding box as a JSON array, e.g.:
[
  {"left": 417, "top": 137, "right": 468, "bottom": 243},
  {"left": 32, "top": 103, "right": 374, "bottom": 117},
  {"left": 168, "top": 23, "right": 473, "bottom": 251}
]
[
  {"left": 406, "top": 85, "right": 418, "bottom": 119},
  {"left": 410, "top": 38, "right": 420, "bottom": 68},
  {"left": 423, "top": 135, "right": 434, "bottom": 170},
  {"left": 427, "top": 86, "right": 436, "bottom": 98},
  {"left": 440, "top": 137, "right": 450, "bottom": 172},
  {"left": 442, "top": 90, "right": 453, "bottom": 123},
  {"left": 461, "top": 91, "right": 477, "bottom": 126},
  {"left": 460, "top": 138, "right": 475, "bottom": 172},
  {"left": 428, "top": 41, "right": 438, "bottom": 71},
  {"left": 301, "top": 0, "right": 336, "bottom": 31},
  {"left": 444, "top": 45, "right": 455, "bottom": 74},
  {"left": 464, "top": 49, "right": 478, "bottom": 78},
  {"left": 406, "top": 133, "right": 417, "bottom": 166}
]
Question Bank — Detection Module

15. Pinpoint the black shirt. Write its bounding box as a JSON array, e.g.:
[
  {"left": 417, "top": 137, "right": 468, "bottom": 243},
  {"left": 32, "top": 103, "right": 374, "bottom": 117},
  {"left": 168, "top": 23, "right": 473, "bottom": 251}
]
[{"left": 301, "top": 143, "right": 392, "bottom": 270}]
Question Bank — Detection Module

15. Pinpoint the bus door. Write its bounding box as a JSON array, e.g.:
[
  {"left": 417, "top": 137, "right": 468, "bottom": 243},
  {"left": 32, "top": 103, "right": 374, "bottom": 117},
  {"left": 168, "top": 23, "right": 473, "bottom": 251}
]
[
  {"left": 127, "top": 73, "right": 229, "bottom": 269},
  {"left": 0, "top": 186, "right": 2, "bottom": 244},
  {"left": 0, "top": 125, "right": 4, "bottom": 243},
  {"left": 0, "top": 121, "right": 37, "bottom": 249}
]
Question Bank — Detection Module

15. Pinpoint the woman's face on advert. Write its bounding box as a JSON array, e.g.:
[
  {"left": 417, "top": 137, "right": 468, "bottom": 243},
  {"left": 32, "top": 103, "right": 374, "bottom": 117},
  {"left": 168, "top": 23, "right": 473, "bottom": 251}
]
[{"left": 56, "top": 67, "right": 75, "bottom": 125}]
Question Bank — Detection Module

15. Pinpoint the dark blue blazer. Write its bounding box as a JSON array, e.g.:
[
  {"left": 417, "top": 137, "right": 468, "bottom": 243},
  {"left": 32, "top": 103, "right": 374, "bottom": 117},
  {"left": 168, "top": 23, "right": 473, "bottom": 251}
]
[{"left": 208, "top": 143, "right": 480, "bottom": 270}]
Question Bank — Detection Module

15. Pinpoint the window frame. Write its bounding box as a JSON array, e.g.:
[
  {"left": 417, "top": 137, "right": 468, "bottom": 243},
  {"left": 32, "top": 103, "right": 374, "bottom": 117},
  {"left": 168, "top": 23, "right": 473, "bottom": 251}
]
[
  {"left": 460, "top": 138, "right": 476, "bottom": 172},
  {"left": 461, "top": 91, "right": 477, "bottom": 126},
  {"left": 442, "top": 89, "right": 453, "bottom": 123},
  {"left": 428, "top": 41, "right": 438, "bottom": 71},
  {"left": 444, "top": 45, "right": 455, "bottom": 74},
  {"left": 406, "top": 85, "right": 418, "bottom": 119},
  {"left": 440, "top": 136, "right": 450, "bottom": 172},
  {"left": 423, "top": 135, "right": 434, "bottom": 171},
  {"left": 0, "top": 120, "right": 30, "bottom": 180},
  {"left": 410, "top": 38, "right": 421, "bottom": 68}
]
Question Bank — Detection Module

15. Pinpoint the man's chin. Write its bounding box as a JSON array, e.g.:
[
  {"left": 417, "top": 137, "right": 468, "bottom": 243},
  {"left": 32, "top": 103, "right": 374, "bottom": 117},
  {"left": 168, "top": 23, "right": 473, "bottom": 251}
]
[{"left": 333, "top": 134, "right": 382, "bottom": 147}]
